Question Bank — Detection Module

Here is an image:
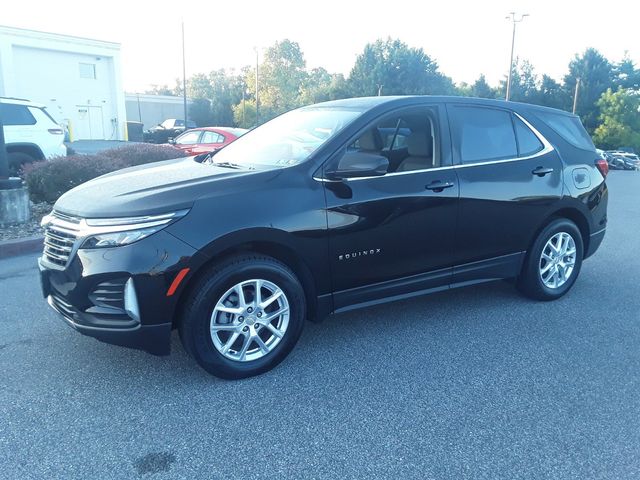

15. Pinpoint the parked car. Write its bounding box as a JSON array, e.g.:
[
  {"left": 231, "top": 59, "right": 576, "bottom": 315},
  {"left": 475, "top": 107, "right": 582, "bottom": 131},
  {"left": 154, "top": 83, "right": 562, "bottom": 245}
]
[
  {"left": 168, "top": 127, "right": 247, "bottom": 155},
  {"left": 39, "top": 96, "right": 608, "bottom": 379},
  {"left": 0, "top": 96, "right": 67, "bottom": 175},
  {"left": 600, "top": 150, "right": 625, "bottom": 170},
  {"left": 143, "top": 118, "right": 196, "bottom": 144},
  {"left": 609, "top": 151, "right": 640, "bottom": 170}
]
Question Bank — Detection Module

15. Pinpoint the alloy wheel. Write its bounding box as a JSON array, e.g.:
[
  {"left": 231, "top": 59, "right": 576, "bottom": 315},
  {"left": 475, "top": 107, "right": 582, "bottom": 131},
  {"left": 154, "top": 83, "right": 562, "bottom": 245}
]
[
  {"left": 539, "top": 232, "right": 577, "bottom": 289},
  {"left": 210, "top": 279, "right": 290, "bottom": 362}
]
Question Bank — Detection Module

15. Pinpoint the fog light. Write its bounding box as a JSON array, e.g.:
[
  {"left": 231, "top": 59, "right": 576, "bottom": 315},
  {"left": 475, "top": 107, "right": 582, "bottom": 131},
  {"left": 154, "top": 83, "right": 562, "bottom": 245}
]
[{"left": 124, "top": 278, "right": 140, "bottom": 322}]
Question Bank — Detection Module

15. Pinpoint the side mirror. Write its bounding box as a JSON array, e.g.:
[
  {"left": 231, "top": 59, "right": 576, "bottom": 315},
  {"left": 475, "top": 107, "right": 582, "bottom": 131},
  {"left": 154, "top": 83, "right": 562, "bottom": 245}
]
[
  {"left": 327, "top": 151, "right": 389, "bottom": 179},
  {"left": 167, "top": 137, "right": 176, "bottom": 144}
]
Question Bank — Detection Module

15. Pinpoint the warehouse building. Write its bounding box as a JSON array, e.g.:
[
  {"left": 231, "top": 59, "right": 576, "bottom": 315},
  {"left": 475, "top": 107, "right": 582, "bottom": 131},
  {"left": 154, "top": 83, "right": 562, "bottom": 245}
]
[
  {"left": 125, "top": 93, "right": 193, "bottom": 131},
  {"left": 0, "top": 25, "right": 127, "bottom": 141}
]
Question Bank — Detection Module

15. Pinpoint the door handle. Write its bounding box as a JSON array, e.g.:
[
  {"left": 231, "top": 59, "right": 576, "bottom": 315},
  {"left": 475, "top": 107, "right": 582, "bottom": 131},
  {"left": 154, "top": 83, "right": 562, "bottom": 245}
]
[
  {"left": 532, "top": 166, "right": 554, "bottom": 177},
  {"left": 425, "top": 181, "right": 455, "bottom": 192}
]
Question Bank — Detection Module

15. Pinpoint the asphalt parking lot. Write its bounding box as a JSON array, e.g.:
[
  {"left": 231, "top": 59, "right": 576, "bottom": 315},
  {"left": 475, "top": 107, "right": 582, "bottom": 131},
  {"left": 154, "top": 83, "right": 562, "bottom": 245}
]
[{"left": 1, "top": 171, "right": 639, "bottom": 479}]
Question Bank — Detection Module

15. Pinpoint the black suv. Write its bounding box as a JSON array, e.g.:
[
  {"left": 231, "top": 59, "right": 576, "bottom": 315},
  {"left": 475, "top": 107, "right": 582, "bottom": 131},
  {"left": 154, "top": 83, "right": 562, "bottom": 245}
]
[{"left": 39, "top": 96, "right": 608, "bottom": 379}]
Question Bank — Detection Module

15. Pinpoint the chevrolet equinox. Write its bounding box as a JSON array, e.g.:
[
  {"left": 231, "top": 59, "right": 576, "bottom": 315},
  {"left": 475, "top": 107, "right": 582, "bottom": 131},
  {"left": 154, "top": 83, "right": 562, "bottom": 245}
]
[{"left": 39, "top": 96, "right": 608, "bottom": 379}]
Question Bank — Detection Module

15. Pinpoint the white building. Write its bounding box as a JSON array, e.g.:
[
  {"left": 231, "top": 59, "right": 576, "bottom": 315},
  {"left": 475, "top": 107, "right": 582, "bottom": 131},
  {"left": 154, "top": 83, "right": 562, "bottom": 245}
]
[{"left": 0, "top": 25, "right": 127, "bottom": 141}]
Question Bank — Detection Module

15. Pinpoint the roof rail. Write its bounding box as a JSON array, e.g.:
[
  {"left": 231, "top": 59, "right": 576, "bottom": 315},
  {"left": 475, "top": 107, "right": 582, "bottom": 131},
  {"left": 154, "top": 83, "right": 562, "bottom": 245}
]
[{"left": 0, "top": 96, "right": 31, "bottom": 102}]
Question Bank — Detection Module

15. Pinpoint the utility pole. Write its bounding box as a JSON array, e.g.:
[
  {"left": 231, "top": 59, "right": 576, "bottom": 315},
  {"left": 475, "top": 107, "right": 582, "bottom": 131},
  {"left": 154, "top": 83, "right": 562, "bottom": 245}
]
[
  {"left": 254, "top": 47, "right": 259, "bottom": 126},
  {"left": 505, "top": 12, "right": 529, "bottom": 101},
  {"left": 181, "top": 19, "right": 188, "bottom": 125},
  {"left": 572, "top": 78, "right": 581, "bottom": 114}
]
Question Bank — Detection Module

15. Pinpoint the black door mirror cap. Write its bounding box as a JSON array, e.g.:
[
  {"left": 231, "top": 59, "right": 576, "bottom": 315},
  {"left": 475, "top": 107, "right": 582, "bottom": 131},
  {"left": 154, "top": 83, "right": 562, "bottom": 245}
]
[{"left": 328, "top": 151, "right": 389, "bottom": 180}]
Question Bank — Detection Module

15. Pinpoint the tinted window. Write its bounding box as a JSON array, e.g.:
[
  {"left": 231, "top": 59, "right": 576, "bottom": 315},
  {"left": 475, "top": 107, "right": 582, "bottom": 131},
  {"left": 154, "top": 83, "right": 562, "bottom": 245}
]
[
  {"left": 536, "top": 111, "right": 594, "bottom": 150},
  {"left": 175, "top": 130, "right": 201, "bottom": 145},
  {"left": 202, "top": 131, "right": 224, "bottom": 143},
  {"left": 0, "top": 103, "right": 37, "bottom": 126},
  {"left": 345, "top": 108, "right": 439, "bottom": 173},
  {"left": 514, "top": 117, "right": 544, "bottom": 156},
  {"left": 450, "top": 106, "right": 517, "bottom": 163}
]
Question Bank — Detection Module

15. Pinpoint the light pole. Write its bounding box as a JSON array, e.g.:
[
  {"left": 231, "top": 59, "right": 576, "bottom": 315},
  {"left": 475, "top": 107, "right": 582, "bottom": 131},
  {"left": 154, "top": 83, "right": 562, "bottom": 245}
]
[
  {"left": 377, "top": 84, "right": 384, "bottom": 96},
  {"left": 254, "top": 47, "right": 259, "bottom": 126},
  {"left": 572, "top": 78, "right": 581, "bottom": 114},
  {"left": 505, "top": 12, "right": 529, "bottom": 101},
  {"left": 181, "top": 19, "right": 188, "bottom": 124}
]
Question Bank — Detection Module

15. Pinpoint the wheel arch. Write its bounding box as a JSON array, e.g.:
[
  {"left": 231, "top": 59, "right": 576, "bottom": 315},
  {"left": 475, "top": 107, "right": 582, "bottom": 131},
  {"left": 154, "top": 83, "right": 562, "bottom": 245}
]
[
  {"left": 173, "top": 233, "right": 322, "bottom": 329},
  {"left": 6, "top": 142, "right": 45, "bottom": 161},
  {"left": 530, "top": 207, "right": 591, "bottom": 261}
]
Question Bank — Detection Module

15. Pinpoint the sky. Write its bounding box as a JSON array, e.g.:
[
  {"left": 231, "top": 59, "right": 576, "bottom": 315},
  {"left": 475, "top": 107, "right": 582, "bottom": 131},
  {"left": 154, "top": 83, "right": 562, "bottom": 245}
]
[{"left": 2, "top": 0, "right": 639, "bottom": 92}]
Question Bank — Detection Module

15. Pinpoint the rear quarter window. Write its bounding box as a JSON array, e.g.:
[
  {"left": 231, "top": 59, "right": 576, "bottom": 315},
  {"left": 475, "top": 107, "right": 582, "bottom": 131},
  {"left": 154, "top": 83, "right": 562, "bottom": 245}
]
[
  {"left": 0, "top": 103, "right": 37, "bottom": 126},
  {"left": 535, "top": 111, "right": 594, "bottom": 151}
]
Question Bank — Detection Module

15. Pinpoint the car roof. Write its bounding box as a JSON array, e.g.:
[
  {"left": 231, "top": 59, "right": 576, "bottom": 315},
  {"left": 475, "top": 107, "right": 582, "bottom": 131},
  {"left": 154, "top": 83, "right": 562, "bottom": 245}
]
[
  {"left": 195, "top": 127, "right": 247, "bottom": 135},
  {"left": 308, "top": 95, "right": 577, "bottom": 118},
  {"left": 0, "top": 96, "right": 44, "bottom": 108}
]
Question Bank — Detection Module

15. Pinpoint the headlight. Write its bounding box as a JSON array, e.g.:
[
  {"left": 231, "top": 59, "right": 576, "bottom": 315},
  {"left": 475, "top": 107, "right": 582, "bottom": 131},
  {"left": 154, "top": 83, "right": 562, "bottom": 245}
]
[{"left": 79, "top": 209, "right": 189, "bottom": 249}]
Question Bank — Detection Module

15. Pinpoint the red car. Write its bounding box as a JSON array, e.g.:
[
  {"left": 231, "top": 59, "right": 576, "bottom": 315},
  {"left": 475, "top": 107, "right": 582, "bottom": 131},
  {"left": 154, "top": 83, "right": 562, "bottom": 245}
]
[{"left": 168, "top": 127, "right": 247, "bottom": 155}]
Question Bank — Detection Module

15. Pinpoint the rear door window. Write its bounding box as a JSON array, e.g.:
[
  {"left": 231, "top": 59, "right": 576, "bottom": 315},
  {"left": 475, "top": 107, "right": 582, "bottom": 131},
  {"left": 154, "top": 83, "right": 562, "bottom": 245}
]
[
  {"left": 201, "top": 131, "right": 225, "bottom": 144},
  {"left": 0, "top": 103, "right": 37, "bottom": 126},
  {"left": 449, "top": 106, "right": 517, "bottom": 163}
]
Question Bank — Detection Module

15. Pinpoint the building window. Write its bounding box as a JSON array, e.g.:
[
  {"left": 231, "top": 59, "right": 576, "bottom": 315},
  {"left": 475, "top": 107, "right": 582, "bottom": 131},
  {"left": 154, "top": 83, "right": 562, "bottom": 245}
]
[{"left": 79, "top": 63, "right": 96, "bottom": 79}]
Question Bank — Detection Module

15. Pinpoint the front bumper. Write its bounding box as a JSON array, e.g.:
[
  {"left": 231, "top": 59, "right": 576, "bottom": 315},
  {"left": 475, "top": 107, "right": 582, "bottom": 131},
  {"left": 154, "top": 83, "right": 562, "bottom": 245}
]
[{"left": 39, "top": 230, "right": 200, "bottom": 355}]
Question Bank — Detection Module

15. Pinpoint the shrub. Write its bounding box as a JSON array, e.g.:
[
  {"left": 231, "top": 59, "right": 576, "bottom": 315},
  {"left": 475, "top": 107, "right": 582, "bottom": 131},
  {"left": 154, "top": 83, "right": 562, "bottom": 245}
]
[{"left": 23, "top": 144, "right": 186, "bottom": 204}]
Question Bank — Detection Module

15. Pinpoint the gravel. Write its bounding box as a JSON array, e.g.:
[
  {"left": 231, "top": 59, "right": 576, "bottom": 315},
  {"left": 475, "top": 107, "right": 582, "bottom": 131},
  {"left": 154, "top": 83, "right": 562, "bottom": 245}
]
[{"left": 0, "top": 202, "right": 50, "bottom": 241}]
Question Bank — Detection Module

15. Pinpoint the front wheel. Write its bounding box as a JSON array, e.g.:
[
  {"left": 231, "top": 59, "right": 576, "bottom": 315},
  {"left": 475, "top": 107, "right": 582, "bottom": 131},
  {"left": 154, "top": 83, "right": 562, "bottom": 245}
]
[
  {"left": 517, "top": 218, "right": 584, "bottom": 301},
  {"left": 179, "top": 254, "right": 306, "bottom": 379}
]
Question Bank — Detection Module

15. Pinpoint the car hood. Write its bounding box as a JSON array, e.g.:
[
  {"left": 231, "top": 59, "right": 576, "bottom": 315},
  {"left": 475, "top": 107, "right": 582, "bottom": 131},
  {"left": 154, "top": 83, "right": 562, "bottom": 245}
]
[{"left": 54, "top": 157, "right": 258, "bottom": 218}]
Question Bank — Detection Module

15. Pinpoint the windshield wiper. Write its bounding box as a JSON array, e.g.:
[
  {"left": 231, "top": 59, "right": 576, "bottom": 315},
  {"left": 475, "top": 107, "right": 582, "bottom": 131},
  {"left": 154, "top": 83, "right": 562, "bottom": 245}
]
[{"left": 213, "top": 161, "right": 255, "bottom": 170}]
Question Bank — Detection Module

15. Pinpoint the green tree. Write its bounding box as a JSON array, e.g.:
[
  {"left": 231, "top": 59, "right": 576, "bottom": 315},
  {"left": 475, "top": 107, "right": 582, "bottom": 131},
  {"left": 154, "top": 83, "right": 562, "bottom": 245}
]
[
  {"left": 144, "top": 84, "right": 174, "bottom": 96},
  {"left": 348, "top": 38, "right": 455, "bottom": 97},
  {"left": 470, "top": 74, "right": 497, "bottom": 99},
  {"left": 592, "top": 88, "right": 640, "bottom": 150},
  {"left": 613, "top": 54, "right": 640, "bottom": 91},
  {"left": 563, "top": 48, "right": 614, "bottom": 132},
  {"left": 499, "top": 59, "right": 538, "bottom": 102},
  {"left": 208, "top": 69, "right": 245, "bottom": 126},
  {"left": 232, "top": 100, "right": 257, "bottom": 128},
  {"left": 300, "top": 68, "right": 351, "bottom": 104},
  {"left": 532, "top": 75, "right": 570, "bottom": 110},
  {"left": 188, "top": 98, "right": 214, "bottom": 126},
  {"left": 243, "top": 39, "right": 307, "bottom": 121}
]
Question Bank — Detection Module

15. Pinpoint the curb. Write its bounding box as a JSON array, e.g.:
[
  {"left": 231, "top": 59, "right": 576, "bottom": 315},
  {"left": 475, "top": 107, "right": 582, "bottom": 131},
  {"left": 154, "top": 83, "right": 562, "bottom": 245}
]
[{"left": 0, "top": 235, "right": 44, "bottom": 260}]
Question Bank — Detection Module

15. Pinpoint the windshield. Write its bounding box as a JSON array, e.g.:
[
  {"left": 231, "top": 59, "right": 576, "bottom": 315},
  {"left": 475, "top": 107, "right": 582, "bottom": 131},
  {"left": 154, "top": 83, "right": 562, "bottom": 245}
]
[{"left": 211, "top": 107, "right": 363, "bottom": 168}]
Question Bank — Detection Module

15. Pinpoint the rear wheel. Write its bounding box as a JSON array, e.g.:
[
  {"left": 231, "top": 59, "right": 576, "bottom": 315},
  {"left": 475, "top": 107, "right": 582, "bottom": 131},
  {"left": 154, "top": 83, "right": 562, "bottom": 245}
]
[
  {"left": 179, "top": 254, "right": 306, "bottom": 379},
  {"left": 517, "top": 218, "right": 584, "bottom": 301}
]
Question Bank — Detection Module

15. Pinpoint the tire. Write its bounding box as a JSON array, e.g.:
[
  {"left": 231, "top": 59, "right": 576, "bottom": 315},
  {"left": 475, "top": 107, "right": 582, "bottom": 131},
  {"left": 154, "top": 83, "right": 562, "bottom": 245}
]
[
  {"left": 179, "top": 254, "right": 306, "bottom": 379},
  {"left": 517, "top": 218, "right": 584, "bottom": 301},
  {"left": 7, "top": 152, "right": 36, "bottom": 176}
]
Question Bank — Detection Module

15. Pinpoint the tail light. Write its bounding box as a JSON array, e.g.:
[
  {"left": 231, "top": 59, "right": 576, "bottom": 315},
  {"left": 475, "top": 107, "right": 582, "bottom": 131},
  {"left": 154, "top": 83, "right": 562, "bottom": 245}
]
[
  {"left": 595, "top": 158, "right": 608, "bottom": 178},
  {"left": 48, "top": 128, "right": 64, "bottom": 135}
]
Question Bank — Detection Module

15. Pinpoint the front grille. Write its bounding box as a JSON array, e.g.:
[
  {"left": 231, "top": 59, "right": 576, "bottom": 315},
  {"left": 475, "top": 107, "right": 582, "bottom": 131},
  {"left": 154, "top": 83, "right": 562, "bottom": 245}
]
[{"left": 43, "top": 211, "right": 82, "bottom": 268}]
